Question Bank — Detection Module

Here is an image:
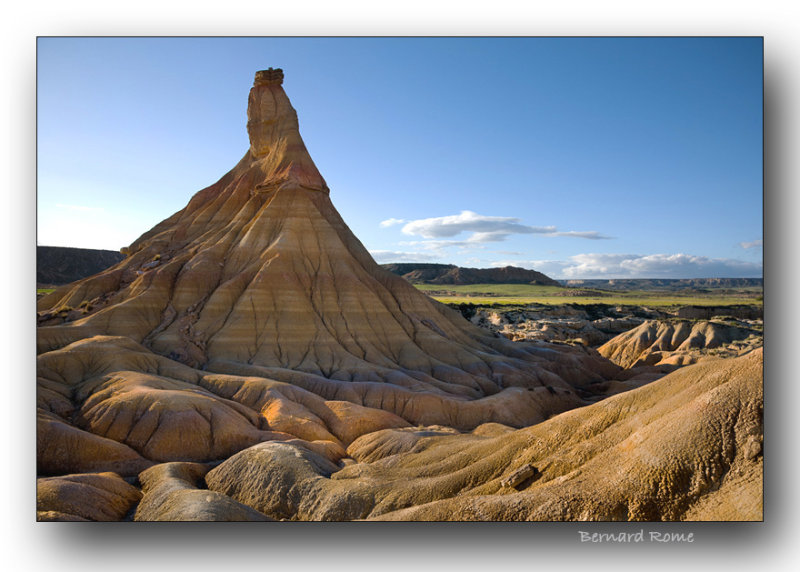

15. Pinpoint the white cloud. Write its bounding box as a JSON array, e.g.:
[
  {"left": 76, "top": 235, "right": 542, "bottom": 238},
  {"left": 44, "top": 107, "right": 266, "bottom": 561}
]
[
  {"left": 398, "top": 210, "right": 611, "bottom": 243},
  {"left": 379, "top": 218, "right": 406, "bottom": 228},
  {"left": 492, "top": 253, "right": 762, "bottom": 279},
  {"left": 548, "top": 231, "right": 611, "bottom": 240},
  {"left": 739, "top": 239, "right": 763, "bottom": 249},
  {"left": 369, "top": 250, "right": 441, "bottom": 263},
  {"left": 401, "top": 210, "right": 555, "bottom": 239}
]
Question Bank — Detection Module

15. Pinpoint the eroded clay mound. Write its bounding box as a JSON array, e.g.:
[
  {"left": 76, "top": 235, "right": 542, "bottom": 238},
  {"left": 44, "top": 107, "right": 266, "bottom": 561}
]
[
  {"left": 471, "top": 305, "right": 662, "bottom": 347},
  {"left": 200, "top": 349, "right": 761, "bottom": 521},
  {"left": 37, "top": 336, "right": 597, "bottom": 476},
  {"left": 34, "top": 69, "right": 762, "bottom": 522},
  {"left": 37, "top": 69, "right": 619, "bottom": 438},
  {"left": 134, "top": 462, "right": 272, "bottom": 521},
  {"left": 597, "top": 319, "right": 763, "bottom": 369},
  {"left": 37, "top": 472, "right": 141, "bottom": 521}
]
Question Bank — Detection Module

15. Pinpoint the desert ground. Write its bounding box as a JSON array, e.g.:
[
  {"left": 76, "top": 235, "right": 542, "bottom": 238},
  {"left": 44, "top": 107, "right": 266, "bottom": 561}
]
[{"left": 36, "top": 69, "right": 763, "bottom": 522}]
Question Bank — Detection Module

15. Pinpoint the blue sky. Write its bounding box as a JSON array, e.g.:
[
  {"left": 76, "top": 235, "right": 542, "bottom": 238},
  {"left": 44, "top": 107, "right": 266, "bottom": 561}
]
[{"left": 37, "top": 37, "right": 763, "bottom": 278}]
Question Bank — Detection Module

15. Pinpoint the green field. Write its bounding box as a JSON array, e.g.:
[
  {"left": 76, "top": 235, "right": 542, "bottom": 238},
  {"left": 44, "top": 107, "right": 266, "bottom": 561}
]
[
  {"left": 37, "top": 288, "right": 56, "bottom": 295},
  {"left": 413, "top": 283, "right": 763, "bottom": 307}
]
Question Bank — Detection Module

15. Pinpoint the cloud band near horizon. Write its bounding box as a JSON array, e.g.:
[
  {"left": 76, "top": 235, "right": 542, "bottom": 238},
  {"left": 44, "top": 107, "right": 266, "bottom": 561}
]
[
  {"left": 382, "top": 210, "right": 612, "bottom": 243},
  {"left": 489, "top": 253, "right": 763, "bottom": 279}
]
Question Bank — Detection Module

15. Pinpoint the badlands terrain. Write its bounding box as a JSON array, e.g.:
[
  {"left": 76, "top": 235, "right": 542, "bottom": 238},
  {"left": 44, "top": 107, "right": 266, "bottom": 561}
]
[{"left": 36, "top": 69, "right": 763, "bottom": 522}]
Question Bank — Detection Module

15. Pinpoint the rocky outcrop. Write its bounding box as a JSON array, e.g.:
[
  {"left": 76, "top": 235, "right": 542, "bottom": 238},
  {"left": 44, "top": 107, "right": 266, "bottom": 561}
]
[
  {"left": 36, "top": 69, "right": 622, "bottom": 481},
  {"left": 469, "top": 304, "right": 665, "bottom": 347},
  {"left": 188, "top": 350, "right": 763, "bottom": 521},
  {"left": 370, "top": 352, "right": 762, "bottom": 521},
  {"left": 597, "top": 319, "right": 763, "bottom": 369},
  {"left": 36, "top": 334, "right": 605, "bottom": 478},
  {"left": 34, "top": 68, "right": 762, "bottom": 521}
]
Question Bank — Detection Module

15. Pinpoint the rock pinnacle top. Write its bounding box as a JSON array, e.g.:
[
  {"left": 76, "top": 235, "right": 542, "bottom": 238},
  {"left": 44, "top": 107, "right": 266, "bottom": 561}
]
[
  {"left": 254, "top": 68, "right": 284, "bottom": 86},
  {"left": 246, "top": 67, "right": 327, "bottom": 191}
]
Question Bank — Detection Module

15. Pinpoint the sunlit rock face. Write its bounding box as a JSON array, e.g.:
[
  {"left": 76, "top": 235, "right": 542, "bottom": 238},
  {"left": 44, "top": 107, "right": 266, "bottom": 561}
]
[
  {"left": 35, "top": 69, "right": 761, "bottom": 522},
  {"left": 597, "top": 319, "right": 763, "bottom": 369},
  {"left": 37, "top": 69, "right": 619, "bottom": 449}
]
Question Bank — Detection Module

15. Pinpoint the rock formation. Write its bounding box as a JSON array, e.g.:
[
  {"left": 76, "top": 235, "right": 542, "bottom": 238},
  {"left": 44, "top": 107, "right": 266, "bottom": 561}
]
[
  {"left": 36, "top": 69, "right": 620, "bottom": 473},
  {"left": 597, "top": 319, "right": 763, "bottom": 368},
  {"left": 382, "top": 263, "right": 560, "bottom": 286},
  {"left": 469, "top": 304, "right": 660, "bottom": 347},
  {"left": 201, "top": 349, "right": 763, "bottom": 521},
  {"left": 35, "top": 68, "right": 763, "bottom": 521}
]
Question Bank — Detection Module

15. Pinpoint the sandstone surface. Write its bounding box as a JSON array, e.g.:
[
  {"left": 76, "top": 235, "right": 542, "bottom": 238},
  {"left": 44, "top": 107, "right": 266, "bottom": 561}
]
[
  {"left": 134, "top": 462, "right": 272, "bottom": 521},
  {"left": 37, "top": 472, "right": 141, "bottom": 521},
  {"left": 597, "top": 319, "right": 763, "bottom": 368},
  {"left": 34, "top": 68, "right": 762, "bottom": 522},
  {"left": 36, "top": 69, "right": 622, "bottom": 480},
  {"left": 469, "top": 304, "right": 664, "bottom": 346},
  {"left": 195, "top": 349, "right": 762, "bottom": 521}
]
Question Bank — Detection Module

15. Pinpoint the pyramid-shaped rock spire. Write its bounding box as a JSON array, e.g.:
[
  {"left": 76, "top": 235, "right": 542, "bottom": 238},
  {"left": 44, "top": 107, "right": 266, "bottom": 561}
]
[
  {"left": 37, "top": 69, "right": 620, "bottom": 434},
  {"left": 246, "top": 68, "right": 327, "bottom": 191}
]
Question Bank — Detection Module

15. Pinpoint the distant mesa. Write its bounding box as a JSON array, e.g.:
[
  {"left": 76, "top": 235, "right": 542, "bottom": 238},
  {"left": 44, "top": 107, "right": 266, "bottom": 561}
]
[
  {"left": 37, "top": 246, "right": 125, "bottom": 286},
  {"left": 382, "top": 263, "right": 560, "bottom": 286}
]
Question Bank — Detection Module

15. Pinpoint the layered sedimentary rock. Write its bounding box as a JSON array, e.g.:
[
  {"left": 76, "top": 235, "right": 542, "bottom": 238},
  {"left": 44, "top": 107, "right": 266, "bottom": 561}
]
[
  {"left": 470, "top": 304, "right": 660, "bottom": 347},
  {"left": 134, "top": 462, "right": 272, "bottom": 521},
  {"left": 35, "top": 68, "right": 763, "bottom": 521},
  {"left": 597, "top": 319, "right": 763, "bottom": 368},
  {"left": 37, "top": 472, "right": 142, "bottom": 521},
  {"left": 36, "top": 69, "right": 620, "bottom": 479},
  {"left": 203, "top": 349, "right": 763, "bottom": 521}
]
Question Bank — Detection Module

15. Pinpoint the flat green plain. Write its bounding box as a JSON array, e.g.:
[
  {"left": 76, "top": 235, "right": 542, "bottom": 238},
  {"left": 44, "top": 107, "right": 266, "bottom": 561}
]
[{"left": 413, "top": 283, "right": 763, "bottom": 307}]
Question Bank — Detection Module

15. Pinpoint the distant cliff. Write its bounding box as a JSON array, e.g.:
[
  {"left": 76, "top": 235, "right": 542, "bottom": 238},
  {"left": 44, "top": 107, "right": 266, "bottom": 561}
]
[
  {"left": 37, "top": 246, "right": 125, "bottom": 286},
  {"left": 381, "top": 263, "right": 560, "bottom": 286}
]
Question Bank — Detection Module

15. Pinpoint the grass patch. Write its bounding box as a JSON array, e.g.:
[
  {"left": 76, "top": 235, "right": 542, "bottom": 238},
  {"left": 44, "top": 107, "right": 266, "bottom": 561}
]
[
  {"left": 414, "top": 283, "right": 567, "bottom": 297},
  {"left": 37, "top": 288, "right": 55, "bottom": 295},
  {"left": 414, "top": 283, "right": 763, "bottom": 307}
]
